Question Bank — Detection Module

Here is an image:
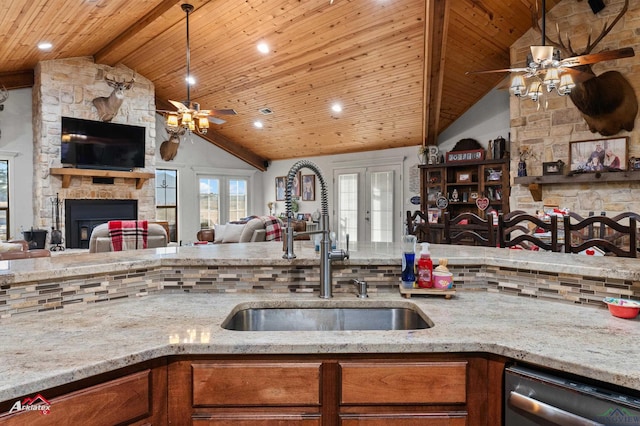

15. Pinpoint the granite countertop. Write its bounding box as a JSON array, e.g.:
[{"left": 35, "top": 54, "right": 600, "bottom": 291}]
[
  {"left": 1, "top": 290, "right": 638, "bottom": 403},
  {"left": 3, "top": 241, "right": 640, "bottom": 284}
]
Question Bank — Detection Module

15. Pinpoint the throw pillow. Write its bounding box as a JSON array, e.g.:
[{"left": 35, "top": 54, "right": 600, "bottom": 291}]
[
  {"left": 0, "top": 242, "right": 23, "bottom": 252},
  {"left": 222, "top": 223, "right": 245, "bottom": 243},
  {"left": 214, "top": 224, "right": 226, "bottom": 243},
  {"left": 239, "top": 218, "right": 264, "bottom": 242}
]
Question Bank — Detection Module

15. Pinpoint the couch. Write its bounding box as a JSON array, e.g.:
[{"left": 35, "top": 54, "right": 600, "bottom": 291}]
[
  {"left": 89, "top": 222, "right": 168, "bottom": 253},
  {"left": 0, "top": 240, "right": 51, "bottom": 260},
  {"left": 199, "top": 216, "right": 284, "bottom": 244}
]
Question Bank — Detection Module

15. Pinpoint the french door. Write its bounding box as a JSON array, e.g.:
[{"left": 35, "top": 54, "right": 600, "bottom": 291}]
[{"left": 334, "top": 165, "right": 400, "bottom": 244}]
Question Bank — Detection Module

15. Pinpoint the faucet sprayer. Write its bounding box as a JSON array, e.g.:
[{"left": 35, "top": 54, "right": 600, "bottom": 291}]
[{"left": 282, "top": 160, "right": 348, "bottom": 298}]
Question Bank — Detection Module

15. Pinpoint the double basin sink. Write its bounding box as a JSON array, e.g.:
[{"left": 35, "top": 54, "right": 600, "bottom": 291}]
[{"left": 222, "top": 300, "right": 433, "bottom": 331}]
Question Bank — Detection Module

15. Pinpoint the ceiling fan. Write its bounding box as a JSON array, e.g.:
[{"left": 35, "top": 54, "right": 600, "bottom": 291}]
[
  {"left": 161, "top": 3, "right": 237, "bottom": 135},
  {"left": 466, "top": 0, "right": 634, "bottom": 105}
]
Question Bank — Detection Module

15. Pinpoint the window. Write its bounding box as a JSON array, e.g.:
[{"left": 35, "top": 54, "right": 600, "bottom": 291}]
[
  {"left": 0, "top": 160, "right": 8, "bottom": 241},
  {"left": 199, "top": 176, "right": 248, "bottom": 227},
  {"left": 155, "top": 169, "right": 177, "bottom": 242}
]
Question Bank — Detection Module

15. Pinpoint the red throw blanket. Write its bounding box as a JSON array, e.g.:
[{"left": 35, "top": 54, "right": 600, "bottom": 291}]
[
  {"left": 108, "top": 220, "right": 148, "bottom": 251},
  {"left": 260, "top": 216, "right": 283, "bottom": 241}
]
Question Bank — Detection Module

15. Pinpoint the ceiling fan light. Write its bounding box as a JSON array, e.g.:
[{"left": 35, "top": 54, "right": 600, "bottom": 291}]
[
  {"left": 166, "top": 115, "right": 179, "bottom": 127},
  {"left": 530, "top": 45, "right": 554, "bottom": 64},
  {"left": 558, "top": 74, "right": 576, "bottom": 95},
  {"left": 543, "top": 68, "right": 560, "bottom": 90},
  {"left": 182, "top": 112, "right": 193, "bottom": 124},
  {"left": 509, "top": 75, "right": 527, "bottom": 97},
  {"left": 528, "top": 81, "right": 543, "bottom": 102},
  {"left": 198, "top": 117, "right": 209, "bottom": 129}
]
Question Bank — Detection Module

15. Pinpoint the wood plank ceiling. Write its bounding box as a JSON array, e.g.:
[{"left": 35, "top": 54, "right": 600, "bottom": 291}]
[{"left": 0, "top": 0, "right": 561, "bottom": 170}]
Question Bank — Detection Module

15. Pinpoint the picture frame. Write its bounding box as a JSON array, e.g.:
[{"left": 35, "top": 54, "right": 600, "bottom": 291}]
[
  {"left": 296, "top": 213, "right": 305, "bottom": 221},
  {"left": 569, "top": 137, "right": 628, "bottom": 172},
  {"left": 275, "top": 176, "right": 287, "bottom": 201},
  {"left": 456, "top": 171, "right": 472, "bottom": 183},
  {"left": 427, "top": 208, "right": 439, "bottom": 224},
  {"left": 543, "top": 161, "right": 564, "bottom": 176},
  {"left": 302, "top": 174, "right": 315, "bottom": 201},
  {"left": 292, "top": 171, "right": 302, "bottom": 197}
]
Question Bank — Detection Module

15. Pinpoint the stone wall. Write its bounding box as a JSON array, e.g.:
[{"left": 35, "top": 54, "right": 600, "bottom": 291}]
[
  {"left": 509, "top": 0, "right": 640, "bottom": 215},
  {"left": 32, "top": 57, "right": 156, "bottom": 235}
]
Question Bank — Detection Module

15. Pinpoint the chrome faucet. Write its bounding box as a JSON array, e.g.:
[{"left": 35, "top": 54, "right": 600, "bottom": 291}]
[{"left": 282, "top": 160, "right": 349, "bottom": 298}]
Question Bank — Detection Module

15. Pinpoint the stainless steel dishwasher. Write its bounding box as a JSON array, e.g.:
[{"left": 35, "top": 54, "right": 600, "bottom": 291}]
[{"left": 505, "top": 365, "right": 640, "bottom": 425}]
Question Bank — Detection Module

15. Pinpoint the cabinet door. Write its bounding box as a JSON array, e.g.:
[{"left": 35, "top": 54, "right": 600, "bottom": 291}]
[
  {"left": 480, "top": 163, "right": 508, "bottom": 215},
  {"left": 0, "top": 370, "right": 154, "bottom": 426}
]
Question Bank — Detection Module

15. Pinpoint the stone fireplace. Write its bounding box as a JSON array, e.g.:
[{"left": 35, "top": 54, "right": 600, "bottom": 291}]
[
  {"left": 32, "top": 57, "right": 157, "bottom": 248},
  {"left": 65, "top": 199, "right": 138, "bottom": 249}
]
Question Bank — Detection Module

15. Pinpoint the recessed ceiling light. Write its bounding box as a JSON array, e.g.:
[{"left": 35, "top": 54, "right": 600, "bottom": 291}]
[
  {"left": 259, "top": 107, "right": 273, "bottom": 115},
  {"left": 185, "top": 75, "right": 195, "bottom": 85},
  {"left": 331, "top": 102, "right": 343, "bottom": 113},
  {"left": 38, "top": 42, "right": 53, "bottom": 51},
  {"left": 254, "top": 121, "right": 264, "bottom": 129},
  {"left": 257, "top": 42, "right": 270, "bottom": 54}
]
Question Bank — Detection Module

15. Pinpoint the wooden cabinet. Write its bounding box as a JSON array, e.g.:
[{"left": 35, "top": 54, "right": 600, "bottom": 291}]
[
  {"left": 168, "top": 354, "right": 504, "bottom": 426},
  {"left": 419, "top": 159, "right": 509, "bottom": 243},
  {"left": 0, "top": 360, "right": 167, "bottom": 426}
]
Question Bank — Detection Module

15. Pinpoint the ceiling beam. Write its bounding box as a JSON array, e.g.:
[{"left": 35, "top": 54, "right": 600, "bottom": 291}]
[
  {"left": 93, "top": 0, "right": 181, "bottom": 65},
  {"left": 0, "top": 69, "right": 35, "bottom": 89},
  {"left": 423, "top": 0, "right": 449, "bottom": 147},
  {"left": 156, "top": 97, "right": 269, "bottom": 171}
]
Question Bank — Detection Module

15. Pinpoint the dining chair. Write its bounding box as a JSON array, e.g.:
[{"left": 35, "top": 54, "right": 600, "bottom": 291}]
[
  {"left": 497, "top": 213, "right": 559, "bottom": 252},
  {"left": 443, "top": 212, "right": 495, "bottom": 247},
  {"left": 563, "top": 214, "right": 637, "bottom": 257},
  {"left": 406, "top": 210, "right": 430, "bottom": 243}
]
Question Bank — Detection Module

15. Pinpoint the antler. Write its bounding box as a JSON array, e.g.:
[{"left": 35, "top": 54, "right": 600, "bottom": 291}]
[
  {"left": 531, "top": 0, "right": 629, "bottom": 56},
  {"left": 582, "top": 0, "right": 628, "bottom": 55}
]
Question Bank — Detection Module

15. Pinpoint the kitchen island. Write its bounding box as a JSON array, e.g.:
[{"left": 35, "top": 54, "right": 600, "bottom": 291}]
[{"left": 0, "top": 242, "right": 639, "bottom": 415}]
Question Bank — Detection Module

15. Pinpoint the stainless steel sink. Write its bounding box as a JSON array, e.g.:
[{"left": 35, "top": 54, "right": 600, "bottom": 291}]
[{"left": 221, "top": 303, "right": 433, "bottom": 331}]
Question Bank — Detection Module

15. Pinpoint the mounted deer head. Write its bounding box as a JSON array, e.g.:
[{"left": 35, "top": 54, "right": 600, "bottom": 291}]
[
  {"left": 533, "top": 0, "right": 637, "bottom": 136},
  {"left": 159, "top": 126, "right": 186, "bottom": 161},
  {"left": 0, "top": 84, "right": 8, "bottom": 112},
  {"left": 92, "top": 74, "right": 135, "bottom": 122}
]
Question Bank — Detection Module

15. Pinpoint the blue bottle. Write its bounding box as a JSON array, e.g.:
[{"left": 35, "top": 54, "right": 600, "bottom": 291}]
[{"left": 401, "top": 235, "right": 417, "bottom": 288}]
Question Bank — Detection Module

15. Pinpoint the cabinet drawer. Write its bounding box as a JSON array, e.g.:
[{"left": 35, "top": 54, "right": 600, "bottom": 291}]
[
  {"left": 192, "top": 362, "right": 321, "bottom": 406},
  {"left": 341, "top": 414, "right": 466, "bottom": 426},
  {"left": 340, "top": 362, "right": 467, "bottom": 405},
  {"left": 0, "top": 370, "right": 151, "bottom": 426}
]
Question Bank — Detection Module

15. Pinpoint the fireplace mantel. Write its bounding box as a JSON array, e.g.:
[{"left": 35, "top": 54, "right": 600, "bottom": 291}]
[{"left": 50, "top": 168, "right": 154, "bottom": 189}]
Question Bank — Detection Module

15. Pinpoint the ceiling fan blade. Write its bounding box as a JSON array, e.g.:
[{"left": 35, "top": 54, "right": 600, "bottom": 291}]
[
  {"left": 466, "top": 67, "right": 530, "bottom": 75},
  {"left": 562, "top": 68, "right": 596, "bottom": 84},
  {"left": 560, "top": 47, "right": 635, "bottom": 67},
  {"left": 168, "top": 99, "right": 189, "bottom": 112},
  {"left": 208, "top": 116, "right": 226, "bottom": 125},
  {"left": 210, "top": 108, "right": 237, "bottom": 116}
]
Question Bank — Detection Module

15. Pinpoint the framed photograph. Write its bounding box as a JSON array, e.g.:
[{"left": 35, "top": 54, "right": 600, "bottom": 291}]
[
  {"left": 427, "top": 208, "right": 439, "bottom": 224},
  {"left": 456, "top": 171, "right": 472, "bottom": 183},
  {"left": 543, "top": 161, "right": 564, "bottom": 175},
  {"left": 291, "top": 172, "right": 302, "bottom": 197},
  {"left": 302, "top": 174, "right": 315, "bottom": 201},
  {"left": 296, "top": 213, "right": 305, "bottom": 221},
  {"left": 569, "top": 137, "right": 628, "bottom": 172},
  {"left": 275, "top": 176, "right": 286, "bottom": 201}
]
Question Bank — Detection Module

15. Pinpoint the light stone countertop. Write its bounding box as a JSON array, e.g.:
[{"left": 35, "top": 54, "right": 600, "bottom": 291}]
[
  {"left": 2, "top": 241, "right": 640, "bottom": 284},
  {"left": 0, "top": 290, "right": 639, "bottom": 403}
]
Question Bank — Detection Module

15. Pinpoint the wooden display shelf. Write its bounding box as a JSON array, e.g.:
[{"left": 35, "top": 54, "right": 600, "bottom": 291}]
[
  {"left": 399, "top": 284, "right": 456, "bottom": 299},
  {"left": 50, "top": 168, "right": 154, "bottom": 189},
  {"left": 514, "top": 170, "right": 640, "bottom": 201}
]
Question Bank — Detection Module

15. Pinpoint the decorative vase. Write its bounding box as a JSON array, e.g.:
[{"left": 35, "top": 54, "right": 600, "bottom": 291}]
[{"left": 518, "top": 160, "right": 527, "bottom": 177}]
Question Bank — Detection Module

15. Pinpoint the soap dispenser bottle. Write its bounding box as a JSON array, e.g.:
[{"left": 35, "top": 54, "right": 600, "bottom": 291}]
[
  {"left": 401, "top": 235, "right": 417, "bottom": 289},
  {"left": 417, "top": 243, "right": 433, "bottom": 288}
]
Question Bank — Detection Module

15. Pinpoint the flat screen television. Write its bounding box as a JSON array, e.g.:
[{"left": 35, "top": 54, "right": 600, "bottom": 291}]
[{"left": 61, "top": 117, "right": 145, "bottom": 171}]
